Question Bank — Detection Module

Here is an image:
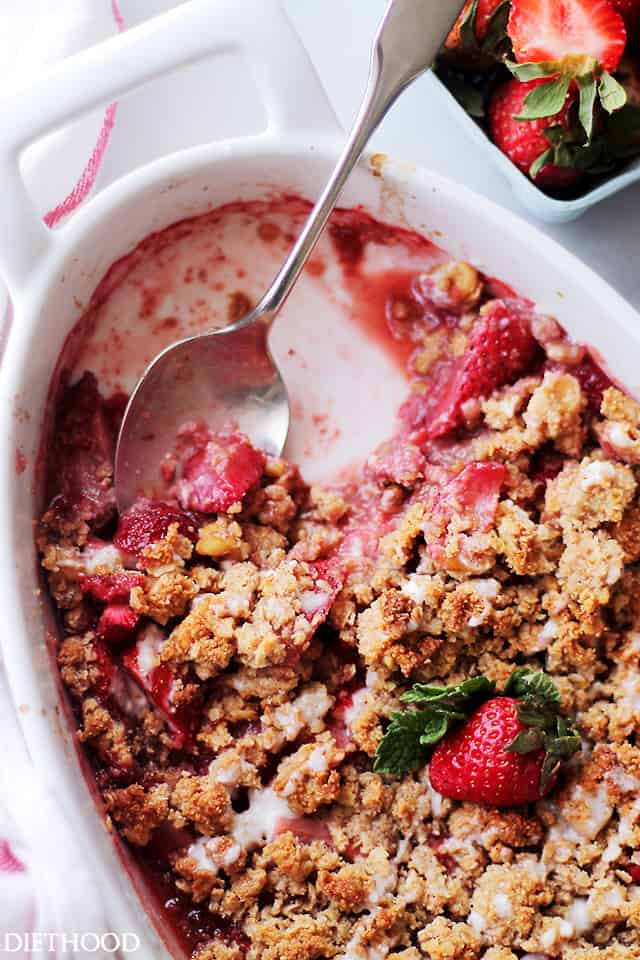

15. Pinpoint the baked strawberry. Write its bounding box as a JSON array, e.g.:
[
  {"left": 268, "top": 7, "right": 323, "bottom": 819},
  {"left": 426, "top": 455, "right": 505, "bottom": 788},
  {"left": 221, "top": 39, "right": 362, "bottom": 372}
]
[
  {"left": 423, "top": 299, "right": 540, "bottom": 440},
  {"left": 81, "top": 571, "right": 145, "bottom": 603},
  {"left": 571, "top": 354, "right": 614, "bottom": 409},
  {"left": 508, "top": 0, "right": 626, "bottom": 72},
  {"left": 113, "top": 499, "right": 198, "bottom": 559},
  {"left": 176, "top": 422, "right": 266, "bottom": 514},
  {"left": 374, "top": 669, "right": 580, "bottom": 808},
  {"left": 488, "top": 78, "right": 582, "bottom": 188},
  {"left": 48, "top": 371, "right": 117, "bottom": 527},
  {"left": 123, "top": 625, "right": 196, "bottom": 749},
  {"left": 97, "top": 603, "right": 141, "bottom": 645}
]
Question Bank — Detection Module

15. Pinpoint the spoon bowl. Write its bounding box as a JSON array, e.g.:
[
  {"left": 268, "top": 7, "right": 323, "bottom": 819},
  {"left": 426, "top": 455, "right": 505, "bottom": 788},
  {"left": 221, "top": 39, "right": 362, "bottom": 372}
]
[{"left": 114, "top": 314, "right": 289, "bottom": 507}]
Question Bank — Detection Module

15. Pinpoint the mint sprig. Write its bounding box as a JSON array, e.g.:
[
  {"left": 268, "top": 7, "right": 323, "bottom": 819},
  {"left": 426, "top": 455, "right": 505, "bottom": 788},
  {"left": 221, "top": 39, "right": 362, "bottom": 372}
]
[
  {"left": 373, "top": 668, "right": 580, "bottom": 786},
  {"left": 373, "top": 677, "right": 495, "bottom": 775}
]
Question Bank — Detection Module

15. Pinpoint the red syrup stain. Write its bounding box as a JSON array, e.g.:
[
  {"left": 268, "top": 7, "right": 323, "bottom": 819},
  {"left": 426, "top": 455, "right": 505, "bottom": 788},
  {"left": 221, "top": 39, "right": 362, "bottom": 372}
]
[{"left": 15, "top": 447, "right": 27, "bottom": 475}]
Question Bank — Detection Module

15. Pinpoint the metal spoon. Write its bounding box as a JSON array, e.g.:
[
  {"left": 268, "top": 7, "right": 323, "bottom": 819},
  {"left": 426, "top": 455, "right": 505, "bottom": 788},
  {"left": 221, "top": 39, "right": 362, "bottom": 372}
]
[{"left": 115, "top": 0, "right": 462, "bottom": 511}]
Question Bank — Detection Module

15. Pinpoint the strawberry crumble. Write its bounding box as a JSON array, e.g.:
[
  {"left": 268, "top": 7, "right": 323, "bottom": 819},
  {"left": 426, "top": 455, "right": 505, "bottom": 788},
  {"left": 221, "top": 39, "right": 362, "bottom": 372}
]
[{"left": 38, "top": 204, "right": 640, "bottom": 960}]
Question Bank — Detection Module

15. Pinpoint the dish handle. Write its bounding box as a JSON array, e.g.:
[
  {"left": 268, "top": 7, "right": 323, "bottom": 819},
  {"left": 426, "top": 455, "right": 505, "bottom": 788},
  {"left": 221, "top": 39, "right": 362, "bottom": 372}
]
[{"left": 0, "top": 0, "right": 339, "bottom": 297}]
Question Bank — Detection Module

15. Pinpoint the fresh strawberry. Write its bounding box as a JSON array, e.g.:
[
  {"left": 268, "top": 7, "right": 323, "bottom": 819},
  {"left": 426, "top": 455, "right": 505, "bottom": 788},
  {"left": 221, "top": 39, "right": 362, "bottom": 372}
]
[
  {"left": 508, "top": 0, "right": 627, "bottom": 73},
  {"left": 446, "top": 0, "right": 507, "bottom": 47},
  {"left": 571, "top": 354, "right": 613, "bottom": 409},
  {"left": 123, "top": 625, "right": 195, "bottom": 749},
  {"left": 176, "top": 422, "right": 266, "bottom": 514},
  {"left": 429, "top": 697, "right": 550, "bottom": 805},
  {"left": 422, "top": 300, "right": 540, "bottom": 440},
  {"left": 488, "top": 78, "right": 582, "bottom": 189},
  {"left": 113, "top": 499, "right": 198, "bottom": 559},
  {"left": 81, "top": 572, "right": 145, "bottom": 603},
  {"left": 374, "top": 669, "right": 580, "bottom": 808},
  {"left": 97, "top": 603, "right": 141, "bottom": 645}
]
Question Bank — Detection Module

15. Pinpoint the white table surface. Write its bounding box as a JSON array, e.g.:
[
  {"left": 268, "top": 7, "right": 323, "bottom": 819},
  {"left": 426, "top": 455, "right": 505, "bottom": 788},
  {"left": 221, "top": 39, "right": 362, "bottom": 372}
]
[{"left": 3, "top": 0, "right": 640, "bottom": 310}]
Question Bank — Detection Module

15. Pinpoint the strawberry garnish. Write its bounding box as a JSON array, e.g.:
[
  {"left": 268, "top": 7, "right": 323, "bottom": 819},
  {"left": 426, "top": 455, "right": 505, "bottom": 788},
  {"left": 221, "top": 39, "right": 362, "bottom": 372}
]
[
  {"left": 508, "top": 0, "right": 627, "bottom": 73},
  {"left": 488, "top": 78, "right": 583, "bottom": 187},
  {"left": 421, "top": 300, "right": 540, "bottom": 440},
  {"left": 176, "top": 423, "right": 266, "bottom": 514},
  {"left": 97, "top": 604, "right": 142, "bottom": 646},
  {"left": 374, "top": 669, "right": 580, "bottom": 807},
  {"left": 113, "top": 499, "right": 198, "bottom": 559},
  {"left": 81, "top": 572, "right": 145, "bottom": 603}
]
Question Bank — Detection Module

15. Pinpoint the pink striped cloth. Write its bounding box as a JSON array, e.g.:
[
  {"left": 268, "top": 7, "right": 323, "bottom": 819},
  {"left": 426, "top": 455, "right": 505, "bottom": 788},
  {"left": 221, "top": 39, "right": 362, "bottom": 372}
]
[{"left": 1, "top": 4, "right": 127, "bottom": 955}]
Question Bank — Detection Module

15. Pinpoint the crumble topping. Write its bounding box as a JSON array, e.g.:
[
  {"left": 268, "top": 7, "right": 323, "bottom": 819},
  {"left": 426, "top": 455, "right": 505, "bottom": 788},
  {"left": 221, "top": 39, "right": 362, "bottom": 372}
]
[{"left": 39, "top": 254, "right": 640, "bottom": 960}]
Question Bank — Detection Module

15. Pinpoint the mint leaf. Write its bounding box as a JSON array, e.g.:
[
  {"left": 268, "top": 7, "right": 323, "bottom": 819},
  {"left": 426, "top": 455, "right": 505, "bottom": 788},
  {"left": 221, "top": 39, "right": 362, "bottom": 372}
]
[
  {"left": 373, "top": 710, "right": 435, "bottom": 774},
  {"left": 419, "top": 713, "right": 451, "bottom": 746},
  {"left": 599, "top": 71, "right": 627, "bottom": 114},
  {"left": 515, "top": 76, "right": 571, "bottom": 121},
  {"left": 402, "top": 676, "right": 495, "bottom": 706},
  {"left": 578, "top": 73, "right": 597, "bottom": 140},
  {"left": 506, "top": 59, "right": 562, "bottom": 82}
]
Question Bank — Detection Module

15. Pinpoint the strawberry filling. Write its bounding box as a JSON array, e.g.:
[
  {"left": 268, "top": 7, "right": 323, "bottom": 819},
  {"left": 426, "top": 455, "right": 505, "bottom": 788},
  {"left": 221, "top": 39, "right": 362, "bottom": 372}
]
[
  {"left": 113, "top": 499, "right": 198, "bottom": 559},
  {"left": 81, "top": 572, "right": 146, "bottom": 603},
  {"left": 175, "top": 422, "right": 266, "bottom": 514}
]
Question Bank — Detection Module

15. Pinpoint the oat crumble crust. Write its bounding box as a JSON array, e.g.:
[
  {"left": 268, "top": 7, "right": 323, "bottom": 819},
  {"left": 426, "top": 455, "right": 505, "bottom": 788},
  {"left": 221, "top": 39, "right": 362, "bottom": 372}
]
[{"left": 39, "top": 258, "right": 640, "bottom": 960}]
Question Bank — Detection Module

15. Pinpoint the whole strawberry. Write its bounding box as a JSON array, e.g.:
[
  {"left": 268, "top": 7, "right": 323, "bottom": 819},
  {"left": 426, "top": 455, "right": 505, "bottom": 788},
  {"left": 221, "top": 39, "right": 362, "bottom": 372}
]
[
  {"left": 488, "top": 78, "right": 582, "bottom": 189},
  {"left": 374, "top": 669, "right": 580, "bottom": 808},
  {"left": 429, "top": 697, "right": 548, "bottom": 805}
]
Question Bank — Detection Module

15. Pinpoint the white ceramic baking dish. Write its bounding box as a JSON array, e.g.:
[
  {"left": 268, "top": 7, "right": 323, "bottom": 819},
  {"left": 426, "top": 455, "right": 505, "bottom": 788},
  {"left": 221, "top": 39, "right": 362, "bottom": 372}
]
[{"left": 1, "top": 0, "right": 640, "bottom": 955}]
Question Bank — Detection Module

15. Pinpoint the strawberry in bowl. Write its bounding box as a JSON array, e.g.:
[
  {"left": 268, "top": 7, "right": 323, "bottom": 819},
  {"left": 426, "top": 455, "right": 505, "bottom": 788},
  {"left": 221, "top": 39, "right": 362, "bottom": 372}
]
[{"left": 436, "top": 0, "right": 640, "bottom": 206}]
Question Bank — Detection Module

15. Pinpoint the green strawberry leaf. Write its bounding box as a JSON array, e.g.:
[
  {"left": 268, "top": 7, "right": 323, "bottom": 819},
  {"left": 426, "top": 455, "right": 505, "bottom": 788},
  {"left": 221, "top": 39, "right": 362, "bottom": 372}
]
[
  {"left": 481, "top": 0, "right": 511, "bottom": 56},
  {"left": 459, "top": 0, "right": 479, "bottom": 50},
  {"left": 373, "top": 710, "right": 435, "bottom": 774},
  {"left": 540, "top": 752, "right": 561, "bottom": 792},
  {"left": 578, "top": 73, "right": 597, "bottom": 141},
  {"left": 548, "top": 734, "right": 582, "bottom": 758},
  {"left": 529, "top": 147, "right": 554, "bottom": 179},
  {"left": 506, "top": 59, "right": 562, "bottom": 82},
  {"left": 506, "top": 728, "right": 545, "bottom": 754},
  {"left": 599, "top": 71, "right": 627, "bottom": 115},
  {"left": 504, "top": 668, "right": 561, "bottom": 706},
  {"left": 402, "top": 676, "right": 495, "bottom": 705},
  {"left": 515, "top": 75, "right": 571, "bottom": 121}
]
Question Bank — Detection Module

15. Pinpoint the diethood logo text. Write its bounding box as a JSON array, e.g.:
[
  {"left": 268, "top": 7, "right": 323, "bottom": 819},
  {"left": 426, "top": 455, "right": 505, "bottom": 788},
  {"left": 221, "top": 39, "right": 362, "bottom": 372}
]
[{"left": 2, "top": 932, "right": 141, "bottom": 953}]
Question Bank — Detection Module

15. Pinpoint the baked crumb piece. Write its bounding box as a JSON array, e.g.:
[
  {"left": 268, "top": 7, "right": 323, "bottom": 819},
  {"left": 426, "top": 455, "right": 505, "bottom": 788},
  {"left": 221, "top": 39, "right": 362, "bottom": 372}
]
[
  {"left": 171, "top": 774, "right": 232, "bottom": 835},
  {"left": 104, "top": 783, "right": 169, "bottom": 845},
  {"left": 418, "top": 917, "right": 481, "bottom": 960}
]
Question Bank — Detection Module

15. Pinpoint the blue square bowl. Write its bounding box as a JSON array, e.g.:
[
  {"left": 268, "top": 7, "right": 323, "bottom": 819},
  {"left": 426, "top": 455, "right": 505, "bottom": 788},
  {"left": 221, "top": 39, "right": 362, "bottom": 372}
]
[{"left": 428, "top": 71, "right": 640, "bottom": 224}]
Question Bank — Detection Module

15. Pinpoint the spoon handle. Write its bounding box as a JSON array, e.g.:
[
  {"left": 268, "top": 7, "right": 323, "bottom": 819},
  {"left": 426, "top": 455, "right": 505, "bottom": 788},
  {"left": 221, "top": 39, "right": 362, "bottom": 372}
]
[{"left": 251, "top": 0, "right": 463, "bottom": 323}]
